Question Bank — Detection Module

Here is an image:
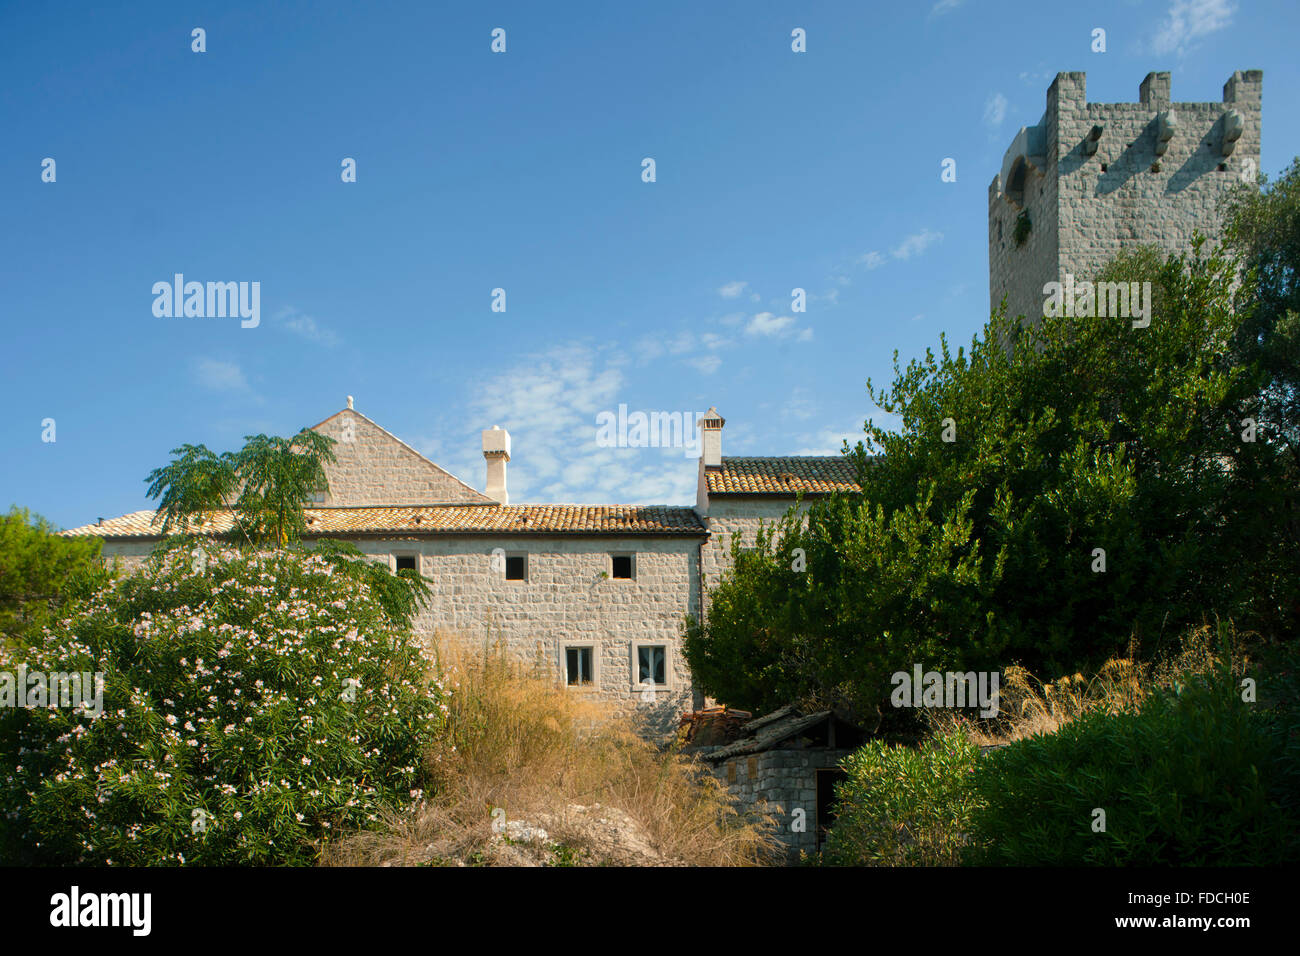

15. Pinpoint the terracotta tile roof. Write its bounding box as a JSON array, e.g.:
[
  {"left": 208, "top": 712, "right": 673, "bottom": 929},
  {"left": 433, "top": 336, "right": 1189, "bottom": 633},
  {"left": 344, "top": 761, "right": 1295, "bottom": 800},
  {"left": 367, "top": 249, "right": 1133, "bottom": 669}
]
[
  {"left": 61, "top": 505, "right": 707, "bottom": 539},
  {"left": 704, "top": 457, "right": 861, "bottom": 495}
]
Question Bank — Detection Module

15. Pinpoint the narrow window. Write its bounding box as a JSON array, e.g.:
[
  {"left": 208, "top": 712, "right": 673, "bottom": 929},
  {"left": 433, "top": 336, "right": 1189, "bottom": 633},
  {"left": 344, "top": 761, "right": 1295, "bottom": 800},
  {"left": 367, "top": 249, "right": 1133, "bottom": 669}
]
[
  {"left": 611, "top": 554, "right": 634, "bottom": 579},
  {"left": 505, "top": 554, "right": 527, "bottom": 580},
  {"left": 637, "top": 646, "right": 666, "bottom": 687},
  {"left": 394, "top": 555, "right": 417, "bottom": 574},
  {"left": 566, "top": 647, "right": 593, "bottom": 686}
]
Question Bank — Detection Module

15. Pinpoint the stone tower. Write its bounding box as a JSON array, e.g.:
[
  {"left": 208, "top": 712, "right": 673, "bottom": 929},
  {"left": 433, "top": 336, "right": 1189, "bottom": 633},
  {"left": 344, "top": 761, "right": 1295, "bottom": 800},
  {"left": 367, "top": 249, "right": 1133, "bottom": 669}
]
[{"left": 989, "top": 70, "right": 1262, "bottom": 324}]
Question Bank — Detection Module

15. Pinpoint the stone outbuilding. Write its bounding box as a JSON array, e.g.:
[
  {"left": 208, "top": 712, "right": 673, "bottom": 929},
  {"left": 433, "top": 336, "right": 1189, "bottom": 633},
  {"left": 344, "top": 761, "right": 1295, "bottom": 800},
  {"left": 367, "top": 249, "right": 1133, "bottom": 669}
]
[{"left": 687, "top": 705, "right": 866, "bottom": 860}]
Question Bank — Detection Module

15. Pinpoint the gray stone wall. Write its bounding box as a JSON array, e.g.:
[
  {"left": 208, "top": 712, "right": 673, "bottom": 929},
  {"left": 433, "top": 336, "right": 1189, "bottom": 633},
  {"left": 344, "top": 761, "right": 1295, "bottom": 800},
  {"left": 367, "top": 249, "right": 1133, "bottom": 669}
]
[
  {"left": 990, "top": 70, "right": 1262, "bottom": 324},
  {"left": 312, "top": 411, "right": 491, "bottom": 506},
  {"left": 712, "top": 748, "right": 855, "bottom": 860},
  {"left": 330, "top": 534, "right": 703, "bottom": 735},
  {"left": 102, "top": 532, "right": 703, "bottom": 735}
]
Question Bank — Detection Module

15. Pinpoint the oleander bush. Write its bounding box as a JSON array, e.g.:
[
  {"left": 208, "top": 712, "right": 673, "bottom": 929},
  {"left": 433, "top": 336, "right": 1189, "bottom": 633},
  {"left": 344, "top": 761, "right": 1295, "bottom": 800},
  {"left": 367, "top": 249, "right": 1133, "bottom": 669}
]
[
  {"left": 821, "top": 729, "right": 980, "bottom": 866},
  {"left": 0, "top": 540, "right": 448, "bottom": 865}
]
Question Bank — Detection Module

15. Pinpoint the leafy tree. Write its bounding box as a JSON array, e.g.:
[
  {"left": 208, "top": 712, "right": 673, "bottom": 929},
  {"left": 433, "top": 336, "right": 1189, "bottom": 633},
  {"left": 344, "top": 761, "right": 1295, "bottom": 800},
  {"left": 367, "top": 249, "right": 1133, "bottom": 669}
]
[
  {"left": 1221, "top": 157, "right": 1300, "bottom": 462},
  {"left": 142, "top": 444, "right": 239, "bottom": 536},
  {"left": 0, "top": 507, "right": 113, "bottom": 648},
  {"left": 145, "top": 429, "right": 337, "bottom": 547},
  {"left": 231, "top": 431, "right": 337, "bottom": 547},
  {"left": 686, "top": 238, "right": 1299, "bottom": 719}
]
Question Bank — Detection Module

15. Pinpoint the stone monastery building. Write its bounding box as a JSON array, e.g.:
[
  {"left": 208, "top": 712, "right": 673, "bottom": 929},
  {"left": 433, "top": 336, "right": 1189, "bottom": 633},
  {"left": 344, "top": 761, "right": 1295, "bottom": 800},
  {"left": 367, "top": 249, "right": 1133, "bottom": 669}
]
[
  {"left": 67, "top": 68, "right": 1261, "bottom": 737},
  {"left": 66, "top": 401, "right": 860, "bottom": 734}
]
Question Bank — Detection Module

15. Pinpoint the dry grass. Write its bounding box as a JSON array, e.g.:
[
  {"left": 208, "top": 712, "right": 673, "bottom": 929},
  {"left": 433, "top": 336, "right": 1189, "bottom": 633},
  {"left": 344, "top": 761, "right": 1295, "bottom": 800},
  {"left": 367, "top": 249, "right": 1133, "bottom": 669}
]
[
  {"left": 925, "top": 623, "right": 1250, "bottom": 746},
  {"left": 322, "top": 633, "right": 782, "bottom": 867}
]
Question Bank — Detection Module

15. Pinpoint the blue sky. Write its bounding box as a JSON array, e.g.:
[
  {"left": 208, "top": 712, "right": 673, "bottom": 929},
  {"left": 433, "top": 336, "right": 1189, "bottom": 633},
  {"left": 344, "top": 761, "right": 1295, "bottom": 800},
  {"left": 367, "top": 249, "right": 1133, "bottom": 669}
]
[{"left": 3, "top": 0, "right": 1297, "bottom": 529}]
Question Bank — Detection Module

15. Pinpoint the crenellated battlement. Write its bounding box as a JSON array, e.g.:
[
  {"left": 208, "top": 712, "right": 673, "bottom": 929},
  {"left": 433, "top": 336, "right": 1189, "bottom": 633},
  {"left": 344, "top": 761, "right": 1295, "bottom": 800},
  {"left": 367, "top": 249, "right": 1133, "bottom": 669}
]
[{"left": 989, "top": 70, "right": 1263, "bottom": 325}]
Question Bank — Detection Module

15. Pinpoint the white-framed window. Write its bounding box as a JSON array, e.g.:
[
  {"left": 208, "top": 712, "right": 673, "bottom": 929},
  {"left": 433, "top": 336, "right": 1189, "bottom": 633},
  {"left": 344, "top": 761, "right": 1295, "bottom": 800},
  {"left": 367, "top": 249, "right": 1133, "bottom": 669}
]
[
  {"left": 563, "top": 644, "right": 596, "bottom": 687},
  {"left": 630, "top": 642, "right": 671, "bottom": 692},
  {"left": 393, "top": 553, "right": 418, "bottom": 575}
]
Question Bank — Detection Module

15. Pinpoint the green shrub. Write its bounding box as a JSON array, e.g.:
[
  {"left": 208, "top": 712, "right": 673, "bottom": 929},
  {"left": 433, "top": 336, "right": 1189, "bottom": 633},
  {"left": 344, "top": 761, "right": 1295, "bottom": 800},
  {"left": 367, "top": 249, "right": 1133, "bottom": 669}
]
[
  {"left": 822, "top": 730, "right": 981, "bottom": 866},
  {"left": 0, "top": 541, "right": 448, "bottom": 865},
  {"left": 967, "top": 667, "right": 1296, "bottom": 865}
]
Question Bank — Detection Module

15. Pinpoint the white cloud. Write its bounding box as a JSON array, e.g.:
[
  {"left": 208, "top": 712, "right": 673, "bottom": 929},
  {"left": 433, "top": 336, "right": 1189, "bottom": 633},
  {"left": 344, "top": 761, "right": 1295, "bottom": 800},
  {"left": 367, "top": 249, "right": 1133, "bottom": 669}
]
[
  {"left": 275, "top": 306, "right": 340, "bottom": 346},
  {"left": 438, "top": 341, "right": 701, "bottom": 505},
  {"left": 666, "top": 330, "right": 695, "bottom": 354},
  {"left": 686, "top": 354, "right": 722, "bottom": 374},
  {"left": 929, "top": 0, "right": 965, "bottom": 17},
  {"left": 1019, "top": 70, "right": 1053, "bottom": 86},
  {"left": 983, "top": 92, "right": 1008, "bottom": 129},
  {"left": 195, "top": 359, "right": 250, "bottom": 392},
  {"left": 718, "top": 280, "right": 749, "bottom": 299},
  {"left": 794, "top": 423, "right": 865, "bottom": 457},
  {"left": 784, "top": 388, "right": 817, "bottom": 421},
  {"left": 746, "top": 312, "right": 795, "bottom": 337},
  {"left": 1152, "top": 0, "right": 1235, "bottom": 55},
  {"left": 859, "top": 250, "right": 886, "bottom": 270},
  {"left": 892, "top": 228, "right": 944, "bottom": 260}
]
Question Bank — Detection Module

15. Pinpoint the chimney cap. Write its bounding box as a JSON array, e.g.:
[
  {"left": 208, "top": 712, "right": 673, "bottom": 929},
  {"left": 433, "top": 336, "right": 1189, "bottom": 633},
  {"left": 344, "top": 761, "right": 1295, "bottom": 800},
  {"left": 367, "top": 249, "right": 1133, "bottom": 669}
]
[
  {"left": 482, "top": 425, "right": 511, "bottom": 458},
  {"left": 699, "top": 406, "right": 725, "bottom": 428},
  {"left": 346, "top": 395, "right": 354, "bottom": 410}
]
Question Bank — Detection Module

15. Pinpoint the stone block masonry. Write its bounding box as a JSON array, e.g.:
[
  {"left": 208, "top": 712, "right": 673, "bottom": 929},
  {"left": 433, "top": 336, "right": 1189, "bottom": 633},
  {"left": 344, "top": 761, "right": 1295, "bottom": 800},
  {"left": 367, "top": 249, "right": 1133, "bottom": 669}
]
[
  {"left": 712, "top": 748, "right": 856, "bottom": 860},
  {"left": 312, "top": 410, "right": 493, "bottom": 507},
  {"left": 990, "top": 70, "right": 1262, "bottom": 326}
]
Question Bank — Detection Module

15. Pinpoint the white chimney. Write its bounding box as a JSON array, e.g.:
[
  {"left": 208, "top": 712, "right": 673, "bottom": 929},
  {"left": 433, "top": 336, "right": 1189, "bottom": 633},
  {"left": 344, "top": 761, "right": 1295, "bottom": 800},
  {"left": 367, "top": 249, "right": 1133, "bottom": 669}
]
[
  {"left": 699, "top": 407, "right": 724, "bottom": 468},
  {"left": 482, "top": 425, "right": 511, "bottom": 503}
]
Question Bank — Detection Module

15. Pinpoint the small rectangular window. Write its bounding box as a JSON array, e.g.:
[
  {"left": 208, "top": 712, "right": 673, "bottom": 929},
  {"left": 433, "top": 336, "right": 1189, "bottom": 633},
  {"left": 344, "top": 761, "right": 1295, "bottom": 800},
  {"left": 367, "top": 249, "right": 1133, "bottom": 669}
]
[
  {"left": 566, "top": 647, "right": 593, "bottom": 686},
  {"left": 637, "top": 646, "right": 666, "bottom": 687},
  {"left": 394, "top": 555, "right": 417, "bottom": 573},
  {"left": 506, "top": 554, "right": 527, "bottom": 580},
  {"left": 611, "top": 554, "right": 634, "bottom": 579}
]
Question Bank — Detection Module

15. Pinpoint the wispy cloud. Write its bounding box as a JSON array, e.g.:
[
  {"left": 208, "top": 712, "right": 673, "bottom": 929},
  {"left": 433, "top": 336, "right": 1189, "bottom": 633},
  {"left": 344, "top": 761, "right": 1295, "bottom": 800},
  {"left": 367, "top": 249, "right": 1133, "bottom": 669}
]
[
  {"left": 983, "top": 92, "right": 1008, "bottom": 129},
  {"left": 433, "top": 342, "right": 701, "bottom": 505},
  {"left": 686, "top": 354, "right": 722, "bottom": 374},
  {"left": 746, "top": 312, "right": 795, "bottom": 337},
  {"left": 274, "top": 306, "right": 340, "bottom": 346},
  {"left": 929, "top": 0, "right": 965, "bottom": 18},
  {"left": 892, "top": 228, "right": 944, "bottom": 260},
  {"left": 195, "top": 359, "right": 252, "bottom": 394},
  {"left": 718, "top": 280, "right": 748, "bottom": 299},
  {"left": 859, "top": 250, "right": 886, "bottom": 270},
  {"left": 1151, "top": 0, "right": 1235, "bottom": 56},
  {"left": 1018, "top": 70, "right": 1053, "bottom": 87},
  {"left": 794, "top": 421, "right": 866, "bottom": 456}
]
